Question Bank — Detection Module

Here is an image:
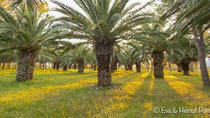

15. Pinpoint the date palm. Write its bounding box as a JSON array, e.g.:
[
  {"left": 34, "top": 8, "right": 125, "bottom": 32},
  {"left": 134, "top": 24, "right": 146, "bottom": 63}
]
[
  {"left": 52, "top": 0, "right": 155, "bottom": 86},
  {"left": 0, "top": 4, "right": 57, "bottom": 81},
  {"left": 128, "top": 43, "right": 150, "bottom": 73},
  {"left": 134, "top": 24, "right": 173, "bottom": 78},
  {"left": 166, "top": 38, "right": 198, "bottom": 75},
  {"left": 62, "top": 46, "right": 91, "bottom": 73}
]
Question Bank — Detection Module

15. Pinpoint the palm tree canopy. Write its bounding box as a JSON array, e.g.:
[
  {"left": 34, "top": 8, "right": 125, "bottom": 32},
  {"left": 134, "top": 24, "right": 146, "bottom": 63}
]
[
  {"left": 161, "top": 0, "right": 210, "bottom": 34},
  {"left": 0, "top": 3, "right": 57, "bottom": 53},
  {"left": 52, "top": 0, "right": 155, "bottom": 43},
  {"left": 11, "top": 0, "right": 45, "bottom": 8},
  {"left": 61, "top": 46, "right": 92, "bottom": 66}
]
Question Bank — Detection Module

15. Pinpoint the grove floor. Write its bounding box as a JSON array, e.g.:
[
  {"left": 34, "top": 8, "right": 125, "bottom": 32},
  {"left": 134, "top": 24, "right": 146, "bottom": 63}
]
[{"left": 0, "top": 69, "right": 209, "bottom": 118}]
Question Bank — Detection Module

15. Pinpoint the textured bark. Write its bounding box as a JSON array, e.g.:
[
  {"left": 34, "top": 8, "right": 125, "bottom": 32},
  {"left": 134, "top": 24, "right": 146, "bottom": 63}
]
[
  {"left": 128, "top": 65, "right": 133, "bottom": 71},
  {"left": 111, "top": 64, "right": 115, "bottom": 73},
  {"left": 111, "top": 59, "right": 118, "bottom": 73},
  {"left": 135, "top": 63, "right": 141, "bottom": 73},
  {"left": 56, "top": 62, "right": 60, "bottom": 70},
  {"left": 125, "top": 65, "right": 128, "bottom": 70},
  {"left": 95, "top": 41, "right": 112, "bottom": 86},
  {"left": 111, "top": 61, "right": 117, "bottom": 73},
  {"left": 93, "top": 65, "right": 97, "bottom": 71},
  {"left": 16, "top": 50, "right": 37, "bottom": 82},
  {"left": 114, "top": 64, "right": 117, "bottom": 71},
  {"left": 181, "top": 62, "right": 190, "bottom": 76},
  {"left": 90, "top": 64, "right": 93, "bottom": 69},
  {"left": 78, "top": 60, "right": 84, "bottom": 73},
  {"left": 69, "top": 64, "right": 72, "bottom": 69},
  {"left": 73, "top": 64, "right": 77, "bottom": 69},
  {"left": 177, "top": 64, "right": 182, "bottom": 72},
  {"left": 63, "top": 65, "right": 68, "bottom": 71},
  {"left": 193, "top": 27, "right": 210, "bottom": 86},
  {"left": 39, "top": 62, "right": 42, "bottom": 69},
  {"left": 152, "top": 51, "right": 164, "bottom": 78}
]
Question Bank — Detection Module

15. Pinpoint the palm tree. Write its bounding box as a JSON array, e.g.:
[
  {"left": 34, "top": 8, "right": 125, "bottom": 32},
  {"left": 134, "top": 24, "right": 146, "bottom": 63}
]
[
  {"left": 52, "top": 0, "right": 155, "bottom": 86},
  {"left": 129, "top": 43, "right": 150, "bottom": 73},
  {"left": 134, "top": 24, "right": 173, "bottom": 78},
  {"left": 0, "top": 50, "right": 17, "bottom": 69},
  {"left": 62, "top": 46, "right": 91, "bottom": 73},
  {"left": 40, "top": 41, "right": 76, "bottom": 70},
  {"left": 119, "top": 47, "right": 135, "bottom": 71},
  {"left": 85, "top": 52, "right": 97, "bottom": 71},
  {"left": 166, "top": 38, "right": 198, "bottom": 75},
  {"left": 119, "top": 45, "right": 149, "bottom": 73},
  {"left": 161, "top": 0, "right": 210, "bottom": 86},
  {"left": 0, "top": 3, "right": 57, "bottom": 81}
]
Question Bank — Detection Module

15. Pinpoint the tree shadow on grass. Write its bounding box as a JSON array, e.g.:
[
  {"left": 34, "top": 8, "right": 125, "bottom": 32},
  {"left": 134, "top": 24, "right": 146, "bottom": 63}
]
[{"left": 119, "top": 72, "right": 193, "bottom": 118}]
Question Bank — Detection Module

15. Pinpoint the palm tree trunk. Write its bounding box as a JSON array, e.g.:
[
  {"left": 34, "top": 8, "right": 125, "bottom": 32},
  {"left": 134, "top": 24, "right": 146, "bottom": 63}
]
[
  {"left": 90, "top": 64, "right": 93, "bottom": 69},
  {"left": 177, "top": 64, "right": 182, "bottom": 72},
  {"left": 39, "top": 62, "right": 42, "bottom": 69},
  {"left": 53, "top": 62, "right": 56, "bottom": 69},
  {"left": 2, "top": 62, "right": 5, "bottom": 69},
  {"left": 135, "top": 62, "right": 141, "bottom": 73},
  {"left": 16, "top": 50, "right": 37, "bottom": 82},
  {"left": 56, "top": 62, "right": 60, "bottom": 70},
  {"left": 111, "top": 60, "right": 117, "bottom": 73},
  {"left": 78, "top": 60, "right": 84, "bottom": 73},
  {"left": 95, "top": 41, "right": 112, "bottom": 86},
  {"left": 114, "top": 63, "right": 117, "bottom": 71},
  {"left": 168, "top": 62, "right": 171, "bottom": 71},
  {"left": 193, "top": 27, "right": 210, "bottom": 86},
  {"left": 93, "top": 65, "right": 97, "bottom": 71},
  {"left": 152, "top": 51, "right": 164, "bottom": 78},
  {"left": 181, "top": 62, "right": 190, "bottom": 75},
  {"left": 69, "top": 64, "right": 72, "bottom": 69},
  {"left": 125, "top": 65, "right": 128, "bottom": 70},
  {"left": 128, "top": 65, "right": 133, "bottom": 71},
  {"left": 111, "top": 64, "right": 115, "bottom": 73},
  {"left": 63, "top": 65, "right": 68, "bottom": 71},
  {"left": 42, "top": 63, "right": 45, "bottom": 70},
  {"left": 73, "top": 64, "right": 77, "bottom": 69}
]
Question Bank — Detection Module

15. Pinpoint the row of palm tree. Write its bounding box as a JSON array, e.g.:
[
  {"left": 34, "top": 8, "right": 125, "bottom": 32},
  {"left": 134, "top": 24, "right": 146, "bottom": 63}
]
[
  {"left": 161, "top": 0, "right": 210, "bottom": 86},
  {"left": 0, "top": 0, "right": 209, "bottom": 87}
]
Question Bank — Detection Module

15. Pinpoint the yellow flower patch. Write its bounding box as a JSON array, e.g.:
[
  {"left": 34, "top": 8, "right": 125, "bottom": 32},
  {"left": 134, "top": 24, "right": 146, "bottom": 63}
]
[
  {"left": 165, "top": 75, "right": 210, "bottom": 118},
  {"left": 101, "top": 72, "right": 150, "bottom": 115}
]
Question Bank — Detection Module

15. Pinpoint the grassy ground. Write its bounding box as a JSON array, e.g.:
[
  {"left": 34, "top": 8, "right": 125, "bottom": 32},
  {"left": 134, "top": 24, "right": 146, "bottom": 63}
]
[{"left": 0, "top": 69, "right": 209, "bottom": 118}]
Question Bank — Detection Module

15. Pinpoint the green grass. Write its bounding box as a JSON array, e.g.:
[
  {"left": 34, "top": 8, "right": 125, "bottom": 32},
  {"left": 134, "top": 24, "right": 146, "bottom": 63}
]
[{"left": 0, "top": 69, "right": 209, "bottom": 118}]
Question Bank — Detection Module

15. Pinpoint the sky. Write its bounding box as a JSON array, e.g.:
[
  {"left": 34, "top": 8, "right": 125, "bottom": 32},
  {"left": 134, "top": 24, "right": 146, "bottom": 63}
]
[{"left": 46, "top": 0, "right": 151, "bottom": 18}]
